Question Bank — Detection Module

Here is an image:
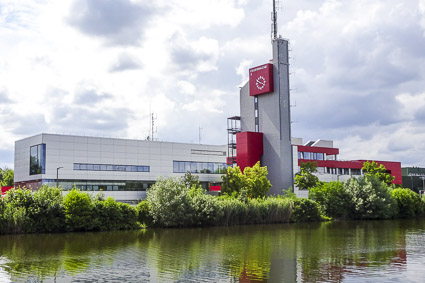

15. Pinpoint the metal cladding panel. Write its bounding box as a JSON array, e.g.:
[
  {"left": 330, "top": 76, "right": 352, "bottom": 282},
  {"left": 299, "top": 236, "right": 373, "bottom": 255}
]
[
  {"left": 249, "top": 63, "right": 274, "bottom": 96},
  {"left": 236, "top": 132, "right": 263, "bottom": 172}
]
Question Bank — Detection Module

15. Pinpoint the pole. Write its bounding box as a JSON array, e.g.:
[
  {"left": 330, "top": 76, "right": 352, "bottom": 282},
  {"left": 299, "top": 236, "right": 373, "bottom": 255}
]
[{"left": 56, "top": 167, "right": 63, "bottom": 188}]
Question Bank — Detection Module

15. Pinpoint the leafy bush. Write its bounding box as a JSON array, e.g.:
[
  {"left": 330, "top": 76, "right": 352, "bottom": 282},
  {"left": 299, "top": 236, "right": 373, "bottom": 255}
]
[
  {"left": 221, "top": 162, "right": 271, "bottom": 198},
  {"left": 343, "top": 176, "right": 396, "bottom": 219},
  {"left": 309, "top": 181, "right": 351, "bottom": 219},
  {"left": 136, "top": 200, "right": 154, "bottom": 227},
  {"left": 147, "top": 177, "right": 196, "bottom": 227},
  {"left": 291, "top": 198, "right": 323, "bottom": 222},
  {"left": 62, "top": 189, "right": 95, "bottom": 231},
  {"left": 391, "top": 188, "right": 424, "bottom": 218}
]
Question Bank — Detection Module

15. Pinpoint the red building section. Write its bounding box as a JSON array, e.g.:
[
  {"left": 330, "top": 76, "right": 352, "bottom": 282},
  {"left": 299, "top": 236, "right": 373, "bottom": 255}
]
[
  {"left": 236, "top": 132, "right": 263, "bottom": 172},
  {"left": 297, "top": 144, "right": 402, "bottom": 184}
]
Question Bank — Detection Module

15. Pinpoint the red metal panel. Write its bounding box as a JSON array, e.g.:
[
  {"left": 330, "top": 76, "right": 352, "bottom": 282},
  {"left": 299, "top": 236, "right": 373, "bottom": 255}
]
[
  {"left": 249, "top": 63, "right": 274, "bottom": 96},
  {"left": 1, "top": 186, "right": 13, "bottom": 195},
  {"left": 358, "top": 160, "right": 402, "bottom": 185},
  {"left": 210, "top": 186, "right": 221, "bottom": 192},
  {"left": 236, "top": 132, "right": 263, "bottom": 172},
  {"left": 297, "top": 145, "right": 339, "bottom": 155}
]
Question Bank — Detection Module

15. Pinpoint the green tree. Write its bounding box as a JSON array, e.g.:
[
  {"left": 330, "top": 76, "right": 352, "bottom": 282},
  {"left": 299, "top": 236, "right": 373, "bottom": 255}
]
[
  {"left": 220, "top": 166, "right": 246, "bottom": 196},
  {"left": 221, "top": 162, "right": 271, "bottom": 198},
  {"left": 182, "top": 171, "right": 201, "bottom": 189},
  {"left": 295, "top": 161, "right": 320, "bottom": 190},
  {"left": 391, "top": 188, "right": 424, "bottom": 218},
  {"left": 0, "top": 168, "right": 14, "bottom": 187},
  {"left": 362, "top": 161, "right": 395, "bottom": 186},
  {"left": 343, "top": 175, "right": 396, "bottom": 219},
  {"left": 243, "top": 162, "right": 271, "bottom": 198},
  {"left": 309, "top": 181, "right": 351, "bottom": 219}
]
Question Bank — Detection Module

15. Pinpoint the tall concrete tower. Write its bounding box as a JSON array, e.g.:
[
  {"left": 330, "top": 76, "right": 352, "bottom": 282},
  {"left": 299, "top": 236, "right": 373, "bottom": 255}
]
[{"left": 236, "top": 38, "right": 293, "bottom": 194}]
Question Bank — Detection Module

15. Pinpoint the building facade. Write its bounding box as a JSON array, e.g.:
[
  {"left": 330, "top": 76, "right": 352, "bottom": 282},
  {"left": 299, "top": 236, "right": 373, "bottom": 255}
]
[
  {"left": 291, "top": 138, "right": 402, "bottom": 196},
  {"left": 14, "top": 133, "right": 227, "bottom": 202},
  {"left": 401, "top": 167, "right": 425, "bottom": 193}
]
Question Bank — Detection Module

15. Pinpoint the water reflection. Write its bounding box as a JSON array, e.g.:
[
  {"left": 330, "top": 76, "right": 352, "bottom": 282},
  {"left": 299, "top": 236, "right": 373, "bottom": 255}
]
[{"left": 0, "top": 220, "right": 425, "bottom": 282}]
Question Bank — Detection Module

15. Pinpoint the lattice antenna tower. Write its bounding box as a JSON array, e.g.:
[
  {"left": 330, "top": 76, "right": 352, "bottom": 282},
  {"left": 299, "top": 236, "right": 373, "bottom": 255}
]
[
  {"left": 149, "top": 112, "right": 157, "bottom": 141},
  {"left": 271, "top": 0, "right": 279, "bottom": 40}
]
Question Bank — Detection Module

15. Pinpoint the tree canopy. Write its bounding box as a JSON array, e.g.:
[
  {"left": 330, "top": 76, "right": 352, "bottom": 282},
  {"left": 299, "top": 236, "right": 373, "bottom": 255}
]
[
  {"left": 0, "top": 168, "right": 14, "bottom": 187},
  {"left": 295, "top": 161, "right": 320, "bottom": 190},
  {"left": 361, "top": 161, "right": 395, "bottom": 186}
]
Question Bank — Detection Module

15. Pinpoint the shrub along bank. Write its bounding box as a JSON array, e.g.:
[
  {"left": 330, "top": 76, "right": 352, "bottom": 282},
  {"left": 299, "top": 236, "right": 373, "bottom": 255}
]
[{"left": 0, "top": 186, "right": 139, "bottom": 235}]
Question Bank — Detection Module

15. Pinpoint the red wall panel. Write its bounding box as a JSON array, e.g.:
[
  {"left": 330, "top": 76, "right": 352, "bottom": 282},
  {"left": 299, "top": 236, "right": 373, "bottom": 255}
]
[{"left": 236, "top": 132, "right": 263, "bottom": 172}]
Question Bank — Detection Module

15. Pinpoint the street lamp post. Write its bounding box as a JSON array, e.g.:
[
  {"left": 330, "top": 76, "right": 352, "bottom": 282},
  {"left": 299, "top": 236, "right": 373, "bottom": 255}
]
[{"left": 56, "top": 167, "right": 63, "bottom": 188}]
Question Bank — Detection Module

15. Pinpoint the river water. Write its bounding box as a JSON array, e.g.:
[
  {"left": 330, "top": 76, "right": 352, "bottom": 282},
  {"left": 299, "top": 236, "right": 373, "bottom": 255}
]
[{"left": 0, "top": 219, "right": 424, "bottom": 282}]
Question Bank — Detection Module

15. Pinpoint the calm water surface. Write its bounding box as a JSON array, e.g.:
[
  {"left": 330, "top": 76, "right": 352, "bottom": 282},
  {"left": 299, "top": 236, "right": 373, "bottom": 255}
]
[{"left": 1, "top": 219, "right": 425, "bottom": 282}]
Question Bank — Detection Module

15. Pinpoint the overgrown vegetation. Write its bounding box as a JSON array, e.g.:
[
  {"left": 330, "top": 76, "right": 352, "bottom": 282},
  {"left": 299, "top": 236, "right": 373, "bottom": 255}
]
[
  {"left": 0, "top": 167, "right": 14, "bottom": 187},
  {"left": 295, "top": 161, "right": 320, "bottom": 190},
  {"left": 0, "top": 186, "right": 139, "bottom": 234}
]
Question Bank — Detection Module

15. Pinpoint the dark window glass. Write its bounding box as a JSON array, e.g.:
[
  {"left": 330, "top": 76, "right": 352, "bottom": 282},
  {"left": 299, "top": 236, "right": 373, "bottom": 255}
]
[
  {"left": 30, "top": 144, "right": 46, "bottom": 175},
  {"left": 93, "top": 164, "right": 101, "bottom": 171},
  {"left": 107, "top": 165, "right": 113, "bottom": 171},
  {"left": 100, "top": 164, "right": 107, "bottom": 171},
  {"left": 80, "top": 164, "right": 87, "bottom": 170},
  {"left": 74, "top": 164, "right": 80, "bottom": 170},
  {"left": 86, "top": 164, "right": 94, "bottom": 170}
]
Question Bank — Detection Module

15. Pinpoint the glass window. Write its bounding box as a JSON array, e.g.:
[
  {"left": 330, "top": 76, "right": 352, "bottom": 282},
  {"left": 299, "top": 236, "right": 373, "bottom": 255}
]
[
  {"left": 86, "top": 164, "right": 94, "bottom": 171},
  {"left": 191, "top": 162, "right": 197, "bottom": 173},
  {"left": 298, "top": 152, "right": 303, "bottom": 159},
  {"left": 107, "top": 165, "right": 113, "bottom": 171},
  {"left": 93, "top": 164, "right": 101, "bottom": 171},
  {"left": 107, "top": 185, "right": 112, "bottom": 191},
  {"left": 30, "top": 144, "right": 46, "bottom": 175},
  {"left": 100, "top": 164, "right": 107, "bottom": 171},
  {"left": 73, "top": 164, "right": 80, "bottom": 170},
  {"left": 304, "top": 152, "right": 311, "bottom": 159},
  {"left": 317, "top": 153, "right": 324, "bottom": 160},
  {"left": 113, "top": 186, "right": 118, "bottom": 191},
  {"left": 173, "top": 161, "right": 179, "bottom": 173},
  {"left": 80, "top": 164, "right": 87, "bottom": 170}
]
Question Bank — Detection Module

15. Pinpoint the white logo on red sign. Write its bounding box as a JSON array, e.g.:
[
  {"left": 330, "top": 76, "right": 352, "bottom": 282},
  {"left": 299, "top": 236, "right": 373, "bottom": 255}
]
[{"left": 256, "top": 76, "right": 266, "bottom": 90}]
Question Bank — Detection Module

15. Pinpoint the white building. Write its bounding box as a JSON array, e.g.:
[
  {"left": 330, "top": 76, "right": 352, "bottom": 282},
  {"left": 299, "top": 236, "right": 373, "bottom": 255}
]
[{"left": 14, "top": 133, "right": 227, "bottom": 202}]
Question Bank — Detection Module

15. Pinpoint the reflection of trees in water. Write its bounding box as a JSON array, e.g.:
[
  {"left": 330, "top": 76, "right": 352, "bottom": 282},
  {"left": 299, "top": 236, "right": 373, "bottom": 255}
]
[
  {"left": 0, "top": 230, "right": 152, "bottom": 281},
  {"left": 0, "top": 220, "right": 421, "bottom": 282}
]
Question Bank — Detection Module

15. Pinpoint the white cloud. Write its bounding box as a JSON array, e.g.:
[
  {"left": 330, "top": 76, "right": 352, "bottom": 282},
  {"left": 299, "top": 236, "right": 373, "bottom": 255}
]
[{"left": 1, "top": 0, "right": 425, "bottom": 170}]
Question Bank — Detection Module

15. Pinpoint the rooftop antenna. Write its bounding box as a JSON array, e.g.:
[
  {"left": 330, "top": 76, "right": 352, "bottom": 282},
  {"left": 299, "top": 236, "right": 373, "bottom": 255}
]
[
  {"left": 149, "top": 112, "right": 157, "bottom": 141},
  {"left": 271, "top": 0, "right": 278, "bottom": 40},
  {"left": 199, "top": 125, "right": 203, "bottom": 144}
]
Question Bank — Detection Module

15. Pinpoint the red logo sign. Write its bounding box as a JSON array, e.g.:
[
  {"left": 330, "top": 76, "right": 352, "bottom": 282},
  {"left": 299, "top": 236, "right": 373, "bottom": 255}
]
[{"left": 249, "top": 63, "right": 274, "bottom": 96}]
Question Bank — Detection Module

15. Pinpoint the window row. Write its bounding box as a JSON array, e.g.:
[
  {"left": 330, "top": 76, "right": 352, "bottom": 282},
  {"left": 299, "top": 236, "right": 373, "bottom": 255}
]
[
  {"left": 73, "top": 163, "right": 150, "bottom": 172},
  {"left": 298, "top": 152, "right": 324, "bottom": 161},
  {"left": 30, "top": 144, "right": 46, "bottom": 175},
  {"left": 173, "top": 161, "right": 227, "bottom": 174},
  {"left": 326, "top": 168, "right": 362, "bottom": 175}
]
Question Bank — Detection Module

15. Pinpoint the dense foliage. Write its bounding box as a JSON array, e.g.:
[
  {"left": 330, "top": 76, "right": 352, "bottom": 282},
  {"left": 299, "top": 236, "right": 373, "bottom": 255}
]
[
  {"left": 309, "top": 181, "right": 351, "bottom": 219},
  {"left": 221, "top": 162, "right": 271, "bottom": 198},
  {"left": 0, "top": 186, "right": 139, "bottom": 234},
  {"left": 362, "top": 161, "right": 395, "bottom": 186},
  {"left": 391, "top": 188, "right": 424, "bottom": 218},
  {"left": 291, "top": 198, "right": 323, "bottom": 222},
  {"left": 0, "top": 167, "right": 14, "bottom": 187},
  {"left": 344, "top": 176, "right": 396, "bottom": 219},
  {"left": 295, "top": 161, "right": 320, "bottom": 190}
]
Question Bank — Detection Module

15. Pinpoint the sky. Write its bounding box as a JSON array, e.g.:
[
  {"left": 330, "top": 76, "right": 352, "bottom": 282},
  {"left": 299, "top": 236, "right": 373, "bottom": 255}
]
[{"left": 1, "top": 0, "right": 425, "bottom": 169}]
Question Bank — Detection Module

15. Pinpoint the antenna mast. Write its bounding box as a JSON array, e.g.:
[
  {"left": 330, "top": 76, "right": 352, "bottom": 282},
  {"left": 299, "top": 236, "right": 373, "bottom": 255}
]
[
  {"left": 150, "top": 112, "right": 157, "bottom": 141},
  {"left": 271, "top": 0, "right": 278, "bottom": 40}
]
